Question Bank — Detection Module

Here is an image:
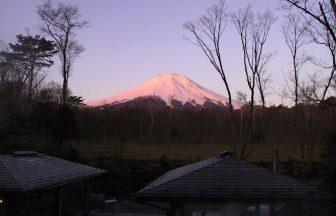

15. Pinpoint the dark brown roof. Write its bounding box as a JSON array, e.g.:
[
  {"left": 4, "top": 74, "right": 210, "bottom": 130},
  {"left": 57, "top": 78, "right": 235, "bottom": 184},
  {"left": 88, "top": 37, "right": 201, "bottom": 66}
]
[
  {"left": 0, "top": 152, "right": 106, "bottom": 194},
  {"left": 136, "top": 154, "right": 336, "bottom": 202}
]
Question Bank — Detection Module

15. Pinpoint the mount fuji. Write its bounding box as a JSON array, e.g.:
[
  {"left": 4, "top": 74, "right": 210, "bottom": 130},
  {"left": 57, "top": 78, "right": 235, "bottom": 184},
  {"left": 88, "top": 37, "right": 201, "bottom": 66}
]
[{"left": 86, "top": 73, "right": 240, "bottom": 109}]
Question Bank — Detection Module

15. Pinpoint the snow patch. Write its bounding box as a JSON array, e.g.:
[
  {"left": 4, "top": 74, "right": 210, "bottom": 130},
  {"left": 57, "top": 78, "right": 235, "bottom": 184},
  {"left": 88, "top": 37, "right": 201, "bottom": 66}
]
[{"left": 86, "top": 73, "right": 240, "bottom": 109}]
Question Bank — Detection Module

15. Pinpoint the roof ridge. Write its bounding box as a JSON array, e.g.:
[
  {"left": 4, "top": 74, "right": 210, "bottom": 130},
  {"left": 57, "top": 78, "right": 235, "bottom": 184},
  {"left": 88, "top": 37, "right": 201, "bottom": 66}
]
[{"left": 137, "top": 156, "right": 227, "bottom": 194}]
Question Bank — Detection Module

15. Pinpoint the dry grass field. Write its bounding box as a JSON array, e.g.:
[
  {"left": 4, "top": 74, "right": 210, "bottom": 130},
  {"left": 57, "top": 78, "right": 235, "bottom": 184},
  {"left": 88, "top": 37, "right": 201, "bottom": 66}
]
[{"left": 73, "top": 140, "right": 323, "bottom": 162}]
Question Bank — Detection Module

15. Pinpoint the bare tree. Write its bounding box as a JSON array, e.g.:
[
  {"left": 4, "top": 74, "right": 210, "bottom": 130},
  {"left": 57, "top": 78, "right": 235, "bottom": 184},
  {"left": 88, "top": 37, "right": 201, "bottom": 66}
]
[
  {"left": 183, "top": 1, "right": 234, "bottom": 122},
  {"left": 283, "top": 0, "right": 335, "bottom": 43},
  {"left": 281, "top": 13, "right": 312, "bottom": 175},
  {"left": 256, "top": 68, "right": 272, "bottom": 107},
  {"left": 233, "top": 5, "right": 275, "bottom": 109},
  {"left": 0, "top": 41, "right": 8, "bottom": 94},
  {"left": 37, "top": 0, "right": 88, "bottom": 105},
  {"left": 308, "top": 20, "right": 336, "bottom": 101},
  {"left": 282, "top": 14, "right": 309, "bottom": 105},
  {"left": 282, "top": 0, "right": 336, "bottom": 102},
  {"left": 332, "top": 72, "right": 336, "bottom": 93},
  {"left": 0, "top": 39, "right": 6, "bottom": 50},
  {"left": 232, "top": 5, "right": 275, "bottom": 159},
  {"left": 38, "top": 81, "right": 63, "bottom": 104},
  {"left": 236, "top": 91, "right": 248, "bottom": 136},
  {"left": 57, "top": 39, "right": 85, "bottom": 93}
]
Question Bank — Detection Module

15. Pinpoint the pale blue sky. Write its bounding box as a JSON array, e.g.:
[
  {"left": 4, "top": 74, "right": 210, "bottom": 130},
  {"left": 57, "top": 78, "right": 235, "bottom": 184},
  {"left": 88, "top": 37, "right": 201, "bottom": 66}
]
[{"left": 0, "top": 0, "right": 324, "bottom": 105}]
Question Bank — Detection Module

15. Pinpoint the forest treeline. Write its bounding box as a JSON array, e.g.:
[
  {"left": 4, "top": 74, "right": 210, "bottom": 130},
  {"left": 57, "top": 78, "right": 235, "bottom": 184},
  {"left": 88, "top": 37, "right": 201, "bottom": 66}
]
[{"left": 78, "top": 100, "right": 336, "bottom": 158}]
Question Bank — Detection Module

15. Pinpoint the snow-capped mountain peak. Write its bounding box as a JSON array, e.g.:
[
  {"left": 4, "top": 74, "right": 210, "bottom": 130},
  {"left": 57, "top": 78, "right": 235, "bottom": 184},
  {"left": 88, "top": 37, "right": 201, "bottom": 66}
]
[{"left": 86, "top": 73, "right": 240, "bottom": 109}]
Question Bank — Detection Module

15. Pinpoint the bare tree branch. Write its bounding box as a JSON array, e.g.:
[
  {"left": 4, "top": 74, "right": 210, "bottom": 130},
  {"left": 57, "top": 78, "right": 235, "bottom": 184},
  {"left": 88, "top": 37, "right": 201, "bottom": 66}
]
[
  {"left": 232, "top": 4, "right": 275, "bottom": 159},
  {"left": 183, "top": 0, "right": 238, "bottom": 156},
  {"left": 37, "top": 0, "right": 88, "bottom": 105},
  {"left": 282, "top": 0, "right": 336, "bottom": 102}
]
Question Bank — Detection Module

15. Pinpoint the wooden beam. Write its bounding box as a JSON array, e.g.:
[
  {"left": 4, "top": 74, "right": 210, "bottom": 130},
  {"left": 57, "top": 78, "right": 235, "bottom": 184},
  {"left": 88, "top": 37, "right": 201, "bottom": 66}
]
[
  {"left": 168, "top": 201, "right": 183, "bottom": 216},
  {"left": 57, "top": 187, "right": 63, "bottom": 216},
  {"left": 84, "top": 179, "right": 90, "bottom": 216},
  {"left": 168, "top": 202, "right": 176, "bottom": 216},
  {"left": 178, "top": 202, "right": 185, "bottom": 216},
  {"left": 255, "top": 204, "right": 260, "bottom": 216},
  {"left": 270, "top": 202, "right": 275, "bottom": 216},
  {"left": 272, "top": 148, "right": 279, "bottom": 173}
]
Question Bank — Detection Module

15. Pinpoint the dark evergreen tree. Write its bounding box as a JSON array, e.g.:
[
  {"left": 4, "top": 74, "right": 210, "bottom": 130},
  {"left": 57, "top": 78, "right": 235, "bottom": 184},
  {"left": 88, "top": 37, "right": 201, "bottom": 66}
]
[
  {"left": 51, "top": 105, "right": 79, "bottom": 147},
  {"left": 68, "top": 95, "right": 84, "bottom": 108},
  {"left": 1, "top": 34, "right": 57, "bottom": 100},
  {"left": 29, "top": 101, "right": 56, "bottom": 146},
  {"left": 322, "top": 132, "right": 336, "bottom": 191},
  {"left": 323, "top": 132, "right": 336, "bottom": 164}
]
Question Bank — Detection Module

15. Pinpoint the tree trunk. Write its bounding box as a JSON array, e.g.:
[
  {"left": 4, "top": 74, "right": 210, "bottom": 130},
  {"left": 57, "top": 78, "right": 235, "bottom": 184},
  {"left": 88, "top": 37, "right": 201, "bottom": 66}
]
[
  {"left": 62, "top": 52, "right": 68, "bottom": 106},
  {"left": 28, "top": 61, "right": 35, "bottom": 101},
  {"left": 148, "top": 105, "right": 154, "bottom": 136},
  {"left": 62, "top": 31, "right": 69, "bottom": 106}
]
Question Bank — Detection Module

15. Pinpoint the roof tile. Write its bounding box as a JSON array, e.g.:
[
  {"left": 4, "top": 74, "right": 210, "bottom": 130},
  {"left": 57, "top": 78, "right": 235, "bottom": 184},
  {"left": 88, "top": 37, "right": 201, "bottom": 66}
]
[{"left": 0, "top": 154, "right": 106, "bottom": 193}]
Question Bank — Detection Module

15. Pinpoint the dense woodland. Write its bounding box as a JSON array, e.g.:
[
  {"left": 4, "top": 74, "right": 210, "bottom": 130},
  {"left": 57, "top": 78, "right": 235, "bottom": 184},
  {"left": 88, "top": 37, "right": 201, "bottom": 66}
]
[{"left": 0, "top": 0, "right": 336, "bottom": 199}]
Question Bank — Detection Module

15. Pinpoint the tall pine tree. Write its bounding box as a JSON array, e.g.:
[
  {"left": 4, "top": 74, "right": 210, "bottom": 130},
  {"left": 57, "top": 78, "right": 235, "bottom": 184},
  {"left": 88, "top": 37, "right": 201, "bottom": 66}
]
[{"left": 1, "top": 35, "right": 57, "bottom": 101}]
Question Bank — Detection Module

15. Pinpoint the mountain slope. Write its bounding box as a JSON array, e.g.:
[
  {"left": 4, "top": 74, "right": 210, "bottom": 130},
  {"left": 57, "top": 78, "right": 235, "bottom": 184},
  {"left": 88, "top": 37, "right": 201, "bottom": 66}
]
[{"left": 86, "top": 73, "right": 240, "bottom": 109}]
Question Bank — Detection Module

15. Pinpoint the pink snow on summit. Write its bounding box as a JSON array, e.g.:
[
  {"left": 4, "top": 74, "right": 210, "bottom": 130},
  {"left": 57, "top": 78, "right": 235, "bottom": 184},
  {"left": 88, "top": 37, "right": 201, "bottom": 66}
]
[{"left": 86, "top": 73, "right": 240, "bottom": 109}]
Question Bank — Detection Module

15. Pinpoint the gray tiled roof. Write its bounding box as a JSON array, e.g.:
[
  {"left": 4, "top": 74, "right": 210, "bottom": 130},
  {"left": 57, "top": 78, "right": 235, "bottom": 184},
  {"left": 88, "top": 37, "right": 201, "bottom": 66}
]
[
  {"left": 136, "top": 155, "right": 336, "bottom": 201},
  {"left": 0, "top": 153, "right": 106, "bottom": 194}
]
